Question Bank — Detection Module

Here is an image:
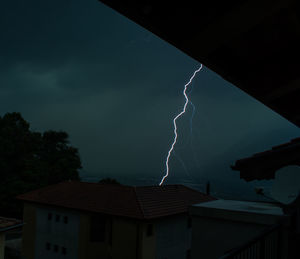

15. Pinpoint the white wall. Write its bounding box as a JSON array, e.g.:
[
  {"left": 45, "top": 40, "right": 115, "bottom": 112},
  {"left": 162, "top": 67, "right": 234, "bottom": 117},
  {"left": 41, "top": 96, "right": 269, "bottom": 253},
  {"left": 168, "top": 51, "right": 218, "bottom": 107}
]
[
  {"left": 0, "top": 233, "right": 5, "bottom": 259},
  {"left": 191, "top": 216, "right": 267, "bottom": 259},
  {"left": 155, "top": 214, "right": 191, "bottom": 259},
  {"left": 34, "top": 206, "right": 80, "bottom": 259},
  {"left": 190, "top": 200, "right": 287, "bottom": 259}
]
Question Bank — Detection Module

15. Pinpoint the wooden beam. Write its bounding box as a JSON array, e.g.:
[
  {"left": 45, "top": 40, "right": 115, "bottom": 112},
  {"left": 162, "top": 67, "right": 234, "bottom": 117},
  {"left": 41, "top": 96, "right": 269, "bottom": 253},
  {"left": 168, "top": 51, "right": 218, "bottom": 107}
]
[
  {"left": 189, "top": 0, "right": 292, "bottom": 56},
  {"left": 265, "top": 79, "right": 300, "bottom": 102}
]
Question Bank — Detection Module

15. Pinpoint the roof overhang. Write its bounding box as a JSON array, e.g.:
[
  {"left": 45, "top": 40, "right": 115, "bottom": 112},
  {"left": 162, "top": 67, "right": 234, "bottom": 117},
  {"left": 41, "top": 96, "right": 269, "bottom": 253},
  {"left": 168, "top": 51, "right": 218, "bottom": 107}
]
[
  {"left": 231, "top": 138, "right": 300, "bottom": 181},
  {"left": 0, "top": 217, "right": 23, "bottom": 233},
  {"left": 99, "top": 0, "right": 300, "bottom": 127}
]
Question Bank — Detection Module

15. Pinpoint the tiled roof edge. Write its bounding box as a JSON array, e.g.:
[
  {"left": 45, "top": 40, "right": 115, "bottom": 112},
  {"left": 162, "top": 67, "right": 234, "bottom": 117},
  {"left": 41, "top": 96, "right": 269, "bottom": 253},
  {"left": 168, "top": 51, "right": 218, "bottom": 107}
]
[{"left": 133, "top": 187, "right": 145, "bottom": 219}]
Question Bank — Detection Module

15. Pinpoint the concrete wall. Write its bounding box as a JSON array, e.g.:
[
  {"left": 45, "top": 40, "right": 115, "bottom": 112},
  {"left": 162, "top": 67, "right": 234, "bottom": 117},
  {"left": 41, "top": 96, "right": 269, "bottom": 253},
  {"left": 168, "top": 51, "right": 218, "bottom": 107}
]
[
  {"left": 190, "top": 200, "right": 288, "bottom": 259},
  {"left": 191, "top": 216, "right": 267, "bottom": 259},
  {"left": 22, "top": 203, "right": 37, "bottom": 259},
  {"left": 34, "top": 205, "right": 80, "bottom": 259},
  {"left": 21, "top": 202, "right": 190, "bottom": 259},
  {"left": 111, "top": 217, "right": 138, "bottom": 259},
  {"left": 78, "top": 213, "right": 112, "bottom": 259},
  {"left": 79, "top": 215, "right": 141, "bottom": 259},
  {"left": 155, "top": 214, "right": 191, "bottom": 259},
  {"left": 139, "top": 222, "right": 155, "bottom": 259},
  {"left": 0, "top": 233, "right": 5, "bottom": 259},
  {"left": 77, "top": 214, "right": 88, "bottom": 259},
  {"left": 22, "top": 204, "right": 143, "bottom": 259}
]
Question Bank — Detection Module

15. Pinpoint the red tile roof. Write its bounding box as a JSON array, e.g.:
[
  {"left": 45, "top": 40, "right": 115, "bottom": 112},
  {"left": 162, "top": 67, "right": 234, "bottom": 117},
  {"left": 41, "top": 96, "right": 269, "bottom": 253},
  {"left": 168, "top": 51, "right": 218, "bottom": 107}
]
[
  {"left": 0, "top": 217, "right": 23, "bottom": 232},
  {"left": 17, "top": 181, "right": 216, "bottom": 219}
]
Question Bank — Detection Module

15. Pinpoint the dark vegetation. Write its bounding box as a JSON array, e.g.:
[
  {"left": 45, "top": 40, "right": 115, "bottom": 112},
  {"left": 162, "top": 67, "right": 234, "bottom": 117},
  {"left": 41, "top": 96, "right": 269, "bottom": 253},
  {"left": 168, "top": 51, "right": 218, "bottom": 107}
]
[{"left": 0, "top": 112, "right": 82, "bottom": 219}]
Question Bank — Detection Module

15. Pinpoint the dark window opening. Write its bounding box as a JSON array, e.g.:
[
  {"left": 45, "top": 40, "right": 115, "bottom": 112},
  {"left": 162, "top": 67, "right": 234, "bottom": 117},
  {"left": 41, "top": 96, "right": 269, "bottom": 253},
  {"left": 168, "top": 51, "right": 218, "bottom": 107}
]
[
  {"left": 62, "top": 247, "right": 67, "bottom": 255},
  {"left": 46, "top": 242, "right": 51, "bottom": 250},
  {"left": 90, "top": 214, "right": 106, "bottom": 242},
  {"left": 64, "top": 216, "right": 68, "bottom": 224},
  {"left": 48, "top": 213, "right": 52, "bottom": 220},
  {"left": 54, "top": 245, "right": 59, "bottom": 253},
  {"left": 146, "top": 224, "right": 153, "bottom": 236},
  {"left": 187, "top": 217, "right": 192, "bottom": 228},
  {"left": 56, "top": 214, "right": 60, "bottom": 222}
]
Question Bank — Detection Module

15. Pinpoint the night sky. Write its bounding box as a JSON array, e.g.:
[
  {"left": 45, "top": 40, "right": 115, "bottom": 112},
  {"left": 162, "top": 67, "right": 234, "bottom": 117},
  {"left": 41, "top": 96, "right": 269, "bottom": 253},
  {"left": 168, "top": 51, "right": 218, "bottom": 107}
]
[{"left": 1, "top": 0, "right": 299, "bottom": 196}]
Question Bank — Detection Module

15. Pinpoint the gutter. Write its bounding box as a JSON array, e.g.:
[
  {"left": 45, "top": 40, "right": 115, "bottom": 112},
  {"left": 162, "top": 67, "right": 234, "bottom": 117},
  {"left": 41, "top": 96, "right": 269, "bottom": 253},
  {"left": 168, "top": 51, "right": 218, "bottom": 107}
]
[{"left": 0, "top": 223, "right": 24, "bottom": 233}]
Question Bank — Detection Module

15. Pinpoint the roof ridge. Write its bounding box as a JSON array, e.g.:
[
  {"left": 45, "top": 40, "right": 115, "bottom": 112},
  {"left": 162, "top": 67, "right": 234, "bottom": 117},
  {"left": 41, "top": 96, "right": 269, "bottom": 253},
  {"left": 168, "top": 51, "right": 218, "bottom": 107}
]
[
  {"left": 17, "top": 181, "right": 216, "bottom": 219},
  {"left": 135, "top": 184, "right": 184, "bottom": 188},
  {"left": 180, "top": 185, "right": 217, "bottom": 199},
  {"left": 17, "top": 181, "right": 69, "bottom": 199},
  {"left": 133, "top": 187, "right": 145, "bottom": 219}
]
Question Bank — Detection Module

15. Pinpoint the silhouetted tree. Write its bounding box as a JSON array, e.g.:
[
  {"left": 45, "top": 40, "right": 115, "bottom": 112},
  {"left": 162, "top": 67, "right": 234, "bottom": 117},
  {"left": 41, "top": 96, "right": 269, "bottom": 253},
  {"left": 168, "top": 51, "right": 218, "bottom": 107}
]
[
  {"left": 98, "top": 178, "right": 120, "bottom": 185},
  {"left": 0, "top": 112, "right": 82, "bottom": 218}
]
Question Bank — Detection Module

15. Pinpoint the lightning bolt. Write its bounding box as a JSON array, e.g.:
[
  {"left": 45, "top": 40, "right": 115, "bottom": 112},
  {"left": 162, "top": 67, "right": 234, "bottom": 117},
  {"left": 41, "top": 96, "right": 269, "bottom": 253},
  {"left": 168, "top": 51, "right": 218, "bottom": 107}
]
[{"left": 159, "top": 64, "right": 203, "bottom": 186}]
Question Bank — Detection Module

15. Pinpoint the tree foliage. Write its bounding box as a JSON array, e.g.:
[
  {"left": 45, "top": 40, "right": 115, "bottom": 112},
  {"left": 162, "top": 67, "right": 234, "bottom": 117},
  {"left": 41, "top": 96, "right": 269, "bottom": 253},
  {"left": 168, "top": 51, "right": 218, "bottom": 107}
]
[{"left": 0, "top": 112, "right": 82, "bottom": 218}]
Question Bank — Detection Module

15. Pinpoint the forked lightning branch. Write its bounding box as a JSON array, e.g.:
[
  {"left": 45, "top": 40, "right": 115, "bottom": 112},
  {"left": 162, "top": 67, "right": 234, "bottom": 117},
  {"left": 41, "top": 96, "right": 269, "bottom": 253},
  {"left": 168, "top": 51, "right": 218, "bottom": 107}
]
[{"left": 159, "top": 65, "right": 203, "bottom": 186}]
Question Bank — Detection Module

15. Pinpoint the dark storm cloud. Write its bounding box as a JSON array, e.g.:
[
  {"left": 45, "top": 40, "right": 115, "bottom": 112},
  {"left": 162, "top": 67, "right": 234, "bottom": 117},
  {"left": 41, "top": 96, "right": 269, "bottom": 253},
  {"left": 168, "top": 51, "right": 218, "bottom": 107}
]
[
  {"left": 0, "top": 1, "right": 74, "bottom": 69},
  {"left": 0, "top": 0, "right": 196, "bottom": 98},
  {"left": 0, "top": 0, "right": 299, "bottom": 186}
]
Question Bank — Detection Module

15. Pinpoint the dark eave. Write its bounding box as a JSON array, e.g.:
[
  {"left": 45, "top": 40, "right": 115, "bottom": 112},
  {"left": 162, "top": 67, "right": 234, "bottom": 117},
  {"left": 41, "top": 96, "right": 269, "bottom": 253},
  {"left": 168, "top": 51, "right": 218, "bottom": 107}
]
[
  {"left": 0, "top": 217, "right": 23, "bottom": 233},
  {"left": 99, "top": 0, "right": 300, "bottom": 127},
  {"left": 231, "top": 137, "right": 300, "bottom": 181}
]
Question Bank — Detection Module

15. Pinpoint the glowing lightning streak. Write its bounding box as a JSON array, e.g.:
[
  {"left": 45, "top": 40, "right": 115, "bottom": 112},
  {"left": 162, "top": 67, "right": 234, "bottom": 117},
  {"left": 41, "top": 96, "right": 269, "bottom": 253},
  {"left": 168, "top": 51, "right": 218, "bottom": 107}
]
[{"left": 159, "top": 64, "right": 203, "bottom": 186}]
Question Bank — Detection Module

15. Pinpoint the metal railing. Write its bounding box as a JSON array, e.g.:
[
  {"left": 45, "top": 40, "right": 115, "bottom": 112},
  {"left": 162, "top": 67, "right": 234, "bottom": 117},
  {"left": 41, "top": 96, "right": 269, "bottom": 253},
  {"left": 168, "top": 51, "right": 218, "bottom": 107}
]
[{"left": 219, "top": 223, "right": 282, "bottom": 259}]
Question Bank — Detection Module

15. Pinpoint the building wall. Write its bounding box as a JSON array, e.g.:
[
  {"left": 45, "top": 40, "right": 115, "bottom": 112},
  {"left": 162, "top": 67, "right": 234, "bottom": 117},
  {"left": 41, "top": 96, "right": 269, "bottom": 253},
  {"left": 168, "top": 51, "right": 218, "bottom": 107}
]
[
  {"left": 21, "top": 202, "right": 190, "bottom": 259},
  {"left": 78, "top": 213, "right": 111, "bottom": 259},
  {"left": 22, "top": 202, "right": 37, "bottom": 259},
  {"left": 111, "top": 217, "right": 138, "bottom": 259},
  {"left": 22, "top": 203, "right": 141, "bottom": 259},
  {"left": 0, "top": 232, "right": 5, "bottom": 259},
  {"left": 34, "top": 205, "right": 80, "bottom": 259},
  {"left": 155, "top": 214, "right": 191, "bottom": 259},
  {"left": 191, "top": 216, "right": 269, "bottom": 259},
  {"left": 77, "top": 214, "right": 89, "bottom": 259},
  {"left": 79, "top": 214, "right": 142, "bottom": 259},
  {"left": 139, "top": 221, "right": 155, "bottom": 259}
]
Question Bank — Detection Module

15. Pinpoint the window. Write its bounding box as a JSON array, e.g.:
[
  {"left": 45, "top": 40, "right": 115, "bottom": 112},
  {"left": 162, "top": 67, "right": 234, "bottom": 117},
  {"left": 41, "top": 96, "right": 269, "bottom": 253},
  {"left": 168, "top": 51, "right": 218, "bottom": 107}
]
[
  {"left": 61, "top": 247, "right": 67, "bottom": 255},
  {"left": 186, "top": 249, "right": 191, "bottom": 259},
  {"left": 48, "top": 213, "right": 52, "bottom": 220},
  {"left": 187, "top": 217, "right": 192, "bottom": 228},
  {"left": 146, "top": 224, "right": 153, "bottom": 236},
  {"left": 64, "top": 216, "right": 68, "bottom": 224},
  {"left": 45, "top": 242, "right": 51, "bottom": 250},
  {"left": 54, "top": 245, "right": 59, "bottom": 253},
  {"left": 90, "top": 214, "right": 106, "bottom": 242},
  {"left": 56, "top": 214, "right": 60, "bottom": 222}
]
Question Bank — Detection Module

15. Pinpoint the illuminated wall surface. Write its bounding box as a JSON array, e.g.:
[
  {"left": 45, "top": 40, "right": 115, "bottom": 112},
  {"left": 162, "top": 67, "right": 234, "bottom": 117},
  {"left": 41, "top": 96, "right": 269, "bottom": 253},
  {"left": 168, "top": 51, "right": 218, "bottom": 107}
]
[
  {"left": 22, "top": 203, "right": 192, "bottom": 259},
  {"left": 155, "top": 215, "right": 191, "bottom": 259},
  {"left": 22, "top": 203, "right": 36, "bottom": 259},
  {"left": 191, "top": 199, "right": 288, "bottom": 259},
  {"left": 34, "top": 206, "right": 80, "bottom": 259},
  {"left": 0, "top": 233, "right": 5, "bottom": 259}
]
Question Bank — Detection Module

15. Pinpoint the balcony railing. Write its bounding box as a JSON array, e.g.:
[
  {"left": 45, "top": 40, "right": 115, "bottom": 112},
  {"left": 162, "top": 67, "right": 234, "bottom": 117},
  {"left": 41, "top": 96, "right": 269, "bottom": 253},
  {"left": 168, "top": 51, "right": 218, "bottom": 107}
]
[{"left": 219, "top": 223, "right": 282, "bottom": 259}]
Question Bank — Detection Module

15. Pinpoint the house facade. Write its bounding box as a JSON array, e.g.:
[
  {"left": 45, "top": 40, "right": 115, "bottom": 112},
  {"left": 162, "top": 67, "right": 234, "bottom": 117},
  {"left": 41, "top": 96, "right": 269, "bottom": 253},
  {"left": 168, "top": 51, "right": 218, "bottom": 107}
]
[{"left": 18, "top": 181, "right": 215, "bottom": 259}]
